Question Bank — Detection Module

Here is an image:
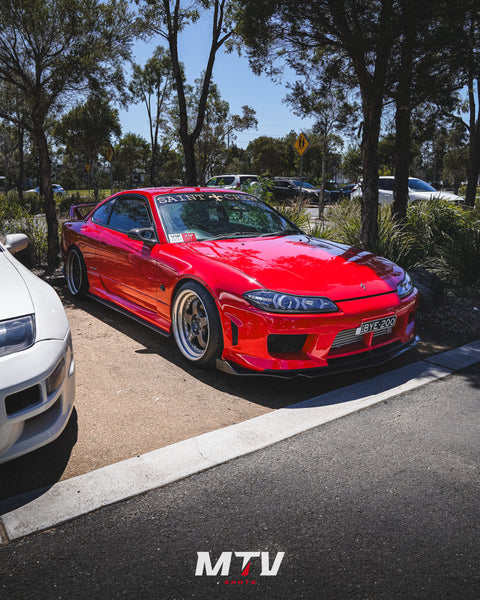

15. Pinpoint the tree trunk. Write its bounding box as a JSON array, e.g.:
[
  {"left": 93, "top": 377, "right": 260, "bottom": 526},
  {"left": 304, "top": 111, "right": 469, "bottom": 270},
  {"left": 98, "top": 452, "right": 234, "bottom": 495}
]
[
  {"left": 150, "top": 143, "right": 159, "bottom": 186},
  {"left": 32, "top": 120, "right": 59, "bottom": 269},
  {"left": 320, "top": 131, "right": 327, "bottom": 218},
  {"left": 17, "top": 125, "right": 24, "bottom": 203},
  {"left": 465, "top": 76, "right": 480, "bottom": 207},
  {"left": 349, "top": 0, "right": 393, "bottom": 251},
  {"left": 393, "top": 0, "right": 415, "bottom": 221},
  {"left": 393, "top": 102, "right": 411, "bottom": 220},
  {"left": 164, "top": 0, "right": 231, "bottom": 186},
  {"left": 92, "top": 159, "right": 99, "bottom": 201},
  {"left": 183, "top": 134, "right": 197, "bottom": 186},
  {"left": 360, "top": 97, "right": 383, "bottom": 251},
  {"left": 165, "top": 3, "right": 197, "bottom": 185}
]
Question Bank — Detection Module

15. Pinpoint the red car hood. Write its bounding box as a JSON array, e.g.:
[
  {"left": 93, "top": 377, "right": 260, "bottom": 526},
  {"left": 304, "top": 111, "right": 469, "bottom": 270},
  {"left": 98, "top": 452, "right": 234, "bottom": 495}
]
[{"left": 186, "top": 235, "right": 403, "bottom": 300}]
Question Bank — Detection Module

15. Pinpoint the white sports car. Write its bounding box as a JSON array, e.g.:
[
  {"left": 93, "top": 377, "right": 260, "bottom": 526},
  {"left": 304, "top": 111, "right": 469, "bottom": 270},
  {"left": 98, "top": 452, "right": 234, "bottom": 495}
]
[{"left": 0, "top": 234, "right": 75, "bottom": 464}]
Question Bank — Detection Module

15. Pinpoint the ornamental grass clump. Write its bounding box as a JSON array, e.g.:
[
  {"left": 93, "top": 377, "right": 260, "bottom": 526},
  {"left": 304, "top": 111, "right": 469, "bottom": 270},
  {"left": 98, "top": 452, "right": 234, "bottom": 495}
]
[
  {"left": 317, "top": 198, "right": 417, "bottom": 269},
  {"left": 406, "top": 198, "right": 467, "bottom": 264},
  {"left": 0, "top": 194, "right": 48, "bottom": 266},
  {"left": 271, "top": 198, "right": 312, "bottom": 231},
  {"left": 320, "top": 198, "right": 362, "bottom": 247}
]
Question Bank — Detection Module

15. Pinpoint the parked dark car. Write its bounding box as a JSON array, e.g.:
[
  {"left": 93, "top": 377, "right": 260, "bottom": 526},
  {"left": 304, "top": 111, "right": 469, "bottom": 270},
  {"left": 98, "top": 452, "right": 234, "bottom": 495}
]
[
  {"left": 270, "top": 178, "right": 325, "bottom": 204},
  {"left": 323, "top": 182, "right": 343, "bottom": 203}
]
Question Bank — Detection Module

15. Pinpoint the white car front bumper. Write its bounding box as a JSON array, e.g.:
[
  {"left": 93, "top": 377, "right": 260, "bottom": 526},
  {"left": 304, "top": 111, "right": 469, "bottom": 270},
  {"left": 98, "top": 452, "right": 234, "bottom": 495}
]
[{"left": 0, "top": 332, "right": 75, "bottom": 464}]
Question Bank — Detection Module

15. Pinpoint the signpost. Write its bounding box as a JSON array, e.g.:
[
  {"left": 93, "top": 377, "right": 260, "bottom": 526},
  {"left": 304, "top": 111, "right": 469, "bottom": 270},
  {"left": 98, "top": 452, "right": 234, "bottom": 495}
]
[{"left": 294, "top": 133, "right": 309, "bottom": 201}]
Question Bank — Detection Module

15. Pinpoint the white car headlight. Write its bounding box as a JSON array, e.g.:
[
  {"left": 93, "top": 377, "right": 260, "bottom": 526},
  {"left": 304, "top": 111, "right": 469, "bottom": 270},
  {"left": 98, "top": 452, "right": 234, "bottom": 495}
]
[
  {"left": 244, "top": 290, "right": 338, "bottom": 313},
  {"left": 0, "top": 315, "right": 35, "bottom": 357},
  {"left": 397, "top": 272, "right": 414, "bottom": 298}
]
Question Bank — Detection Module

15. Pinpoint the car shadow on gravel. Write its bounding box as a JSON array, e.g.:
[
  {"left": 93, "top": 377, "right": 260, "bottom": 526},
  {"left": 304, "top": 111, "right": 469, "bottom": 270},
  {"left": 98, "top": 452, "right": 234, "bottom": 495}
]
[
  {"left": 0, "top": 409, "right": 78, "bottom": 508},
  {"left": 56, "top": 281, "right": 432, "bottom": 409}
]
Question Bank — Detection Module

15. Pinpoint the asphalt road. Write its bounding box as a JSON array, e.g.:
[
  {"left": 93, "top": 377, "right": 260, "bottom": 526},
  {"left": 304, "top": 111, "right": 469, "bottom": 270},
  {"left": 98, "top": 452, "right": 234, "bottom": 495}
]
[{"left": 1, "top": 362, "right": 479, "bottom": 600}]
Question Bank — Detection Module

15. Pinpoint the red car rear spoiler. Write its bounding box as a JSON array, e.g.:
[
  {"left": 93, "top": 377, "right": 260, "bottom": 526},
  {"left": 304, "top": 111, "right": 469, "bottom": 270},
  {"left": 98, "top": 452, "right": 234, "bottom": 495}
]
[{"left": 69, "top": 202, "right": 98, "bottom": 220}]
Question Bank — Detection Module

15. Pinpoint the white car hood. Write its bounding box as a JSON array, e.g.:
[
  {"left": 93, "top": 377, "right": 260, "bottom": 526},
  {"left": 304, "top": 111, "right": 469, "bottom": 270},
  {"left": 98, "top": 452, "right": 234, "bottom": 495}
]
[
  {"left": 0, "top": 251, "right": 34, "bottom": 320},
  {"left": 410, "top": 190, "right": 462, "bottom": 202}
]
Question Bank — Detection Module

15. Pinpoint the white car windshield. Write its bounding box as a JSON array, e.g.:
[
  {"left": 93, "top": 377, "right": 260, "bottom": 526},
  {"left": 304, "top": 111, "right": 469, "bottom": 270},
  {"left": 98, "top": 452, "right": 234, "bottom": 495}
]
[{"left": 155, "top": 192, "right": 299, "bottom": 242}]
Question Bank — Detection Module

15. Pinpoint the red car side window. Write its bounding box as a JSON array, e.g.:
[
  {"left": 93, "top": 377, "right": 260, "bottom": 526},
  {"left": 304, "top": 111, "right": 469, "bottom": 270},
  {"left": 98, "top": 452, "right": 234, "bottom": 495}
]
[
  {"left": 108, "top": 197, "right": 152, "bottom": 234},
  {"left": 91, "top": 200, "right": 114, "bottom": 225}
]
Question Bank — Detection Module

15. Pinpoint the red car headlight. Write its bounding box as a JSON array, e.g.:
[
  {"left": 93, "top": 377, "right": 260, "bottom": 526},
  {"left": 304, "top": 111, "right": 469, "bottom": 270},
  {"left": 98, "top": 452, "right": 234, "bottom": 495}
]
[
  {"left": 243, "top": 290, "right": 339, "bottom": 313},
  {"left": 397, "top": 272, "right": 414, "bottom": 298}
]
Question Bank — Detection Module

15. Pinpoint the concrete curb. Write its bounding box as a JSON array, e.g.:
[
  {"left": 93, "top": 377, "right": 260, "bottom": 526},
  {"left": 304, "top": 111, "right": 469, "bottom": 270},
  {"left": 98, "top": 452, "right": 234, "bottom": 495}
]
[{"left": 2, "top": 340, "right": 480, "bottom": 543}]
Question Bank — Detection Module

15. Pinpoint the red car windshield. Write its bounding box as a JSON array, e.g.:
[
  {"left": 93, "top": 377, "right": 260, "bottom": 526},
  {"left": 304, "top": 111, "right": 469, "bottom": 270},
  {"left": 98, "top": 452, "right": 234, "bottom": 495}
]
[{"left": 155, "top": 192, "right": 298, "bottom": 242}]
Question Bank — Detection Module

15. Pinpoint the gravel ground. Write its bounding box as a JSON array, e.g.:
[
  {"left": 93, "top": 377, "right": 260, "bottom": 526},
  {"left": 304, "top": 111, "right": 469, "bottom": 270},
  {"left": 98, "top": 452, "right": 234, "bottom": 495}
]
[{"left": 415, "top": 291, "right": 480, "bottom": 352}]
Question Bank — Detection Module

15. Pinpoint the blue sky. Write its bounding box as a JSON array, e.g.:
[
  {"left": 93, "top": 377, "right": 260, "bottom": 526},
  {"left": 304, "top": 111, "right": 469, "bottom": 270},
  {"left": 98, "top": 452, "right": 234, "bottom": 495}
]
[{"left": 119, "top": 14, "right": 316, "bottom": 149}]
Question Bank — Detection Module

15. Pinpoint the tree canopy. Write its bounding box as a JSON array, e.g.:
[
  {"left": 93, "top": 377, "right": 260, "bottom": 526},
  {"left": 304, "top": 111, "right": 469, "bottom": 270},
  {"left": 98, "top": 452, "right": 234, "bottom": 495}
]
[
  {"left": 0, "top": 0, "right": 134, "bottom": 267},
  {"left": 135, "top": 0, "right": 238, "bottom": 184}
]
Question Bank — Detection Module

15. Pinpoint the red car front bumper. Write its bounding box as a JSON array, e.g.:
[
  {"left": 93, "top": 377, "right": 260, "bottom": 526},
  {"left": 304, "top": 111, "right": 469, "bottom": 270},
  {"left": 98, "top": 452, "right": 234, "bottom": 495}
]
[{"left": 217, "top": 290, "right": 418, "bottom": 376}]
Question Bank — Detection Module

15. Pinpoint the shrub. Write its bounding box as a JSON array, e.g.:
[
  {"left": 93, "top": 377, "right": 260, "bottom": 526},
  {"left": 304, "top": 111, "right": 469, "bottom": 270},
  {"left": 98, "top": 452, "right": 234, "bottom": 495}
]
[
  {"left": 268, "top": 198, "right": 312, "bottom": 231},
  {"left": 376, "top": 207, "right": 417, "bottom": 269},
  {"left": 320, "top": 198, "right": 362, "bottom": 246},
  {"left": 406, "top": 199, "right": 467, "bottom": 264},
  {"left": 243, "top": 177, "right": 274, "bottom": 204},
  {"left": 0, "top": 193, "right": 29, "bottom": 220},
  {"left": 0, "top": 195, "right": 48, "bottom": 266},
  {"left": 317, "top": 199, "right": 417, "bottom": 269},
  {"left": 56, "top": 192, "right": 102, "bottom": 217}
]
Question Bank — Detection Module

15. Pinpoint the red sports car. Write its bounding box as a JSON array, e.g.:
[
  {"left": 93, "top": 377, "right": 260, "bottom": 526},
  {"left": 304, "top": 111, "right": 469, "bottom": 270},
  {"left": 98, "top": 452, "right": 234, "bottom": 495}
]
[{"left": 62, "top": 187, "right": 418, "bottom": 377}]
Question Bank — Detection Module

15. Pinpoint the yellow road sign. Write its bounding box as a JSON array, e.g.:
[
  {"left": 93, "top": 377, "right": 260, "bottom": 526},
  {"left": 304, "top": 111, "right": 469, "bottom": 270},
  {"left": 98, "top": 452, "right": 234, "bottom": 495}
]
[
  {"left": 105, "top": 144, "right": 114, "bottom": 163},
  {"left": 295, "top": 133, "right": 309, "bottom": 156}
]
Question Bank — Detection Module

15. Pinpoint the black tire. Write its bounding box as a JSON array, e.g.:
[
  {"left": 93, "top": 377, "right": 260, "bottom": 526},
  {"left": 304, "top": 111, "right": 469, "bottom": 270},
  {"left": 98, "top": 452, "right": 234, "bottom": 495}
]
[
  {"left": 172, "top": 281, "right": 223, "bottom": 369},
  {"left": 65, "top": 246, "right": 89, "bottom": 298}
]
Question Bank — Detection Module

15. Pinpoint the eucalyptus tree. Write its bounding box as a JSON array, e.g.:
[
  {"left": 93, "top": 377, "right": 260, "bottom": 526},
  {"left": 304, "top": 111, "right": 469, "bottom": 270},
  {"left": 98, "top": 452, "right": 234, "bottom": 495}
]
[
  {"left": 0, "top": 0, "right": 133, "bottom": 268},
  {"left": 55, "top": 96, "right": 122, "bottom": 200},
  {"left": 235, "top": 0, "right": 475, "bottom": 246},
  {"left": 442, "top": 124, "right": 468, "bottom": 194},
  {"left": 112, "top": 133, "right": 151, "bottom": 188},
  {"left": 285, "top": 74, "right": 359, "bottom": 207},
  {"left": 389, "top": 0, "right": 467, "bottom": 219},
  {"left": 341, "top": 145, "right": 362, "bottom": 183},
  {"left": 135, "top": 0, "right": 236, "bottom": 185},
  {"left": 459, "top": 2, "right": 480, "bottom": 207},
  {"left": 129, "top": 46, "right": 177, "bottom": 185},
  {"left": 234, "top": 0, "right": 396, "bottom": 250},
  {"left": 246, "top": 135, "right": 295, "bottom": 176},
  {"left": 190, "top": 82, "right": 257, "bottom": 182}
]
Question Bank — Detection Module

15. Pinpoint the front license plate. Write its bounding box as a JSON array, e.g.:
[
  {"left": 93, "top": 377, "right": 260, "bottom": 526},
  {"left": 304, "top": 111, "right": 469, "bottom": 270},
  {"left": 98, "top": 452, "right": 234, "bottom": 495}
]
[{"left": 356, "top": 315, "right": 397, "bottom": 336}]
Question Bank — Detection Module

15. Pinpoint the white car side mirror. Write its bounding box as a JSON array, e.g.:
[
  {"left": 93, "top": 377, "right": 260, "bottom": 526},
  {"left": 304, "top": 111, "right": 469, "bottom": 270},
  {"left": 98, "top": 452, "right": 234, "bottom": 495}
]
[{"left": 5, "top": 233, "right": 29, "bottom": 254}]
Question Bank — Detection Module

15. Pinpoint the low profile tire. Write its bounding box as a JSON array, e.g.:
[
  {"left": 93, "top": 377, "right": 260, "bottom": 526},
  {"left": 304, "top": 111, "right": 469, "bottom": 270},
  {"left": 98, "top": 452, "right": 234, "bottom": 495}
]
[
  {"left": 65, "top": 246, "right": 89, "bottom": 298},
  {"left": 172, "top": 281, "right": 223, "bottom": 369}
]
